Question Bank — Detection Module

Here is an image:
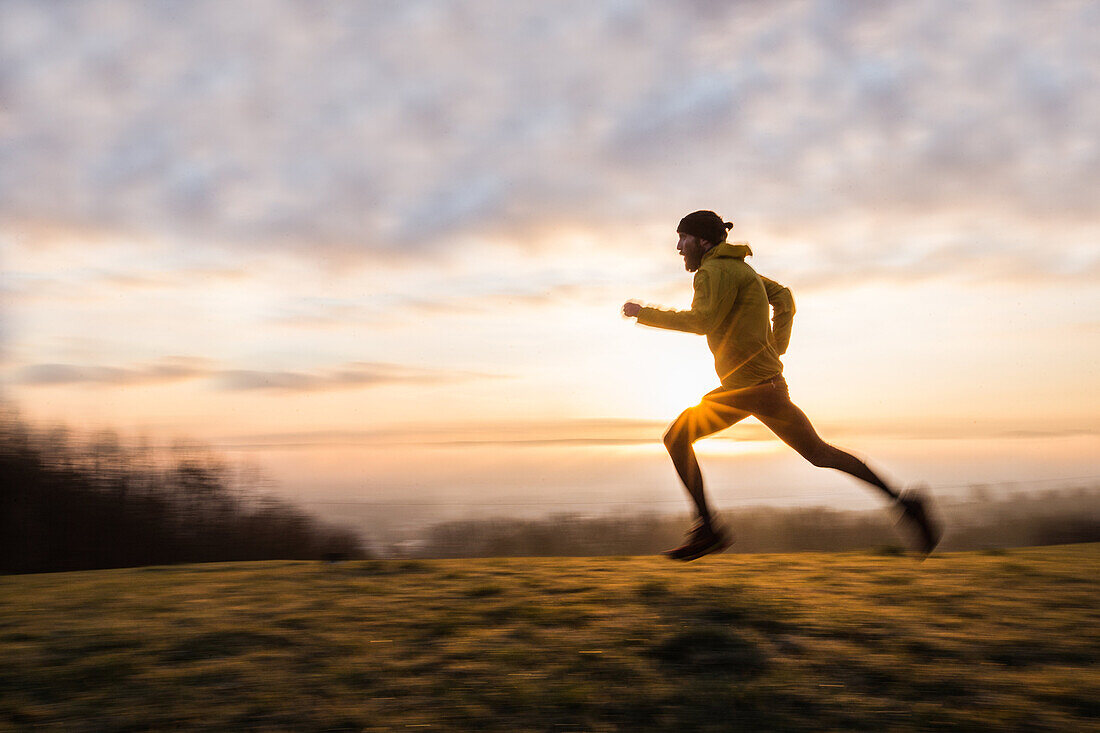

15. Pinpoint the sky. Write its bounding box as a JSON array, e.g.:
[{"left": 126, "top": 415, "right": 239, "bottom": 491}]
[{"left": 2, "top": 0, "right": 1098, "bottom": 525}]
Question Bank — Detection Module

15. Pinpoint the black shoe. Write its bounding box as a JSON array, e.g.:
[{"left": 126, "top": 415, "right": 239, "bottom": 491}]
[
  {"left": 896, "top": 486, "right": 942, "bottom": 557},
  {"left": 662, "top": 519, "right": 732, "bottom": 561}
]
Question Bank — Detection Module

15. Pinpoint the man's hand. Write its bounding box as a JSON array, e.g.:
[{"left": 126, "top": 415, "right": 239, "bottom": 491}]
[{"left": 622, "top": 301, "right": 642, "bottom": 318}]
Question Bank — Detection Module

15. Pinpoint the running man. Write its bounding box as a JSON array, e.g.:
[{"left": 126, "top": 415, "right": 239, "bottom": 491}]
[{"left": 623, "top": 210, "right": 941, "bottom": 561}]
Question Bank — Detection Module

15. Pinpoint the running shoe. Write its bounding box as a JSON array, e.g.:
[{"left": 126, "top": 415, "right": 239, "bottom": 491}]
[
  {"left": 662, "top": 519, "right": 732, "bottom": 561},
  {"left": 896, "top": 486, "right": 942, "bottom": 557}
]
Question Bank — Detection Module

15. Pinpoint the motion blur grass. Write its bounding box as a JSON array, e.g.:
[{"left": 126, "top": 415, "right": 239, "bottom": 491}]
[{"left": 2, "top": 545, "right": 1098, "bottom": 731}]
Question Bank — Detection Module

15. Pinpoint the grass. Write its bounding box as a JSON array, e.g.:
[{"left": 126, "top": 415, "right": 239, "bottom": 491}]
[{"left": 1, "top": 545, "right": 1098, "bottom": 731}]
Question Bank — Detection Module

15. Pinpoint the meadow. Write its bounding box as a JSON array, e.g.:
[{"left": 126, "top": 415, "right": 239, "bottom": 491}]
[{"left": 2, "top": 544, "right": 1098, "bottom": 731}]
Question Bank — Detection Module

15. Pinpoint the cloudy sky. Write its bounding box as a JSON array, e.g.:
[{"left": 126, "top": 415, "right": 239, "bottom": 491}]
[{"left": 2, "top": 0, "right": 1098, "bottom": 520}]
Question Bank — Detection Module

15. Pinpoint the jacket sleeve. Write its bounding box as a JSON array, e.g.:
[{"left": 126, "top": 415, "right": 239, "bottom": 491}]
[
  {"left": 636, "top": 270, "right": 730, "bottom": 335},
  {"left": 760, "top": 275, "right": 795, "bottom": 355}
]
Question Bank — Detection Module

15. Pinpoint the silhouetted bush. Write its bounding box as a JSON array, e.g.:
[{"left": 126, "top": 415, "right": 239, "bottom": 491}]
[{"left": 0, "top": 409, "right": 366, "bottom": 574}]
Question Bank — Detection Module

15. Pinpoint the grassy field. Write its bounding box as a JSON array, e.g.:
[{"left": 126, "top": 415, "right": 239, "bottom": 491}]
[{"left": 1, "top": 545, "right": 1098, "bottom": 732}]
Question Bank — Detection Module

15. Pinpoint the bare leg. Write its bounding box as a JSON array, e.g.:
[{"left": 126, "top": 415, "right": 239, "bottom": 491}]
[
  {"left": 756, "top": 400, "right": 898, "bottom": 500},
  {"left": 663, "top": 395, "right": 750, "bottom": 525}
]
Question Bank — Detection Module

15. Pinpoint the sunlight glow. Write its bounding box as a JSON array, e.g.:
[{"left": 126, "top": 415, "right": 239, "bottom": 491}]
[
  {"left": 3, "top": 0, "right": 1098, "bottom": 512},
  {"left": 614, "top": 437, "right": 784, "bottom": 458}
]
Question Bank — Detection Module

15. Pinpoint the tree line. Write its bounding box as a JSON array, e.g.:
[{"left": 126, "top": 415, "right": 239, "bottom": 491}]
[
  {"left": 0, "top": 409, "right": 365, "bottom": 574},
  {"left": 408, "top": 487, "right": 1100, "bottom": 558}
]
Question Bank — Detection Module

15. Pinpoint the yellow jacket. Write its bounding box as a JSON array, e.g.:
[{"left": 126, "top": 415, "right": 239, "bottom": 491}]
[{"left": 637, "top": 242, "right": 795, "bottom": 389}]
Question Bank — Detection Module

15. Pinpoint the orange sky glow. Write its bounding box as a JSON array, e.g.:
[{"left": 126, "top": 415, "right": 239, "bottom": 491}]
[{"left": 2, "top": 2, "right": 1098, "bottom": 523}]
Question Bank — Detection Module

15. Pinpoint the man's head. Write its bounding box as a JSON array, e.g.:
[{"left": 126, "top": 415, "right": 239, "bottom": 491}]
[{"left": 676, "top": 210, "right": 733, "bottom": 272}]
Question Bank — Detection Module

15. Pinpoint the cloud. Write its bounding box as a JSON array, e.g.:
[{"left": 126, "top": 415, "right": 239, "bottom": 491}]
[
  {"left": 771, "top": 225, "right": 1100, "bottom": 292},
  {"left": 1, "top": 0, "right": 1097, "bottom": 281},
  {"left": 208, "top": 417, "right": 1100, "bottom": 450},
  {"left": 262, "top": 287, "right": 577, "bottom": 328},
  {"left": 395, "top": 281, "right": 621, "bottom": 316},
  {"left": 14, "top": 357, "right": 213, "bottom": 386},
  {"left": 213, "top": 362, "right": 500, "bottom": 392},
  {"left": 212, "top": 418, "right": 677, "bottom": 449},
  {"left": 95, "top": 266, "right": 248, "bottom": 291},
  {"left": 11, "top": 358, "right": 501, "bottom": 392}
]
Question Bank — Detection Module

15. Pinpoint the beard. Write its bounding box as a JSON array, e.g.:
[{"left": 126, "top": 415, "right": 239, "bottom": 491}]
[{"left": 682, "top": 243, "right": 705, "bottom": 272}]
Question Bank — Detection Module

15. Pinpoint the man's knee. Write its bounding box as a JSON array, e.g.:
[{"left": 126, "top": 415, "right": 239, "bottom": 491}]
[
  {"left": 663, "top": 424, "right": 682, "bottom": 450},
  {"left": 663, "top": 420, "right": 692, "bottom": 451}
]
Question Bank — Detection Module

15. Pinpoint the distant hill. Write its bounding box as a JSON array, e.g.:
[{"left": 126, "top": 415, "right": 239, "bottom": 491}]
[{"left": 405, "top": 488, "right": 1100, "bottom": 558}]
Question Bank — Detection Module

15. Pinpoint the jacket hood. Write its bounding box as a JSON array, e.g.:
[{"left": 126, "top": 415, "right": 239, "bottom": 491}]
[{"left": 705, "top": 242, "right": 753, "bottom": 260}]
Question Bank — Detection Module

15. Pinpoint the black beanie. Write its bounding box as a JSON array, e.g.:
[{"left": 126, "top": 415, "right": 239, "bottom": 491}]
[{"left": 677, "top": 210, "right": 733, "bottom": 245}]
